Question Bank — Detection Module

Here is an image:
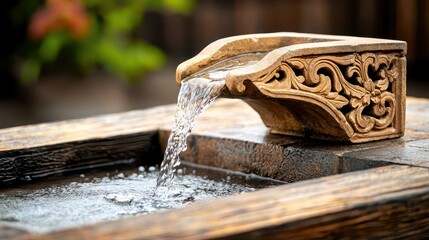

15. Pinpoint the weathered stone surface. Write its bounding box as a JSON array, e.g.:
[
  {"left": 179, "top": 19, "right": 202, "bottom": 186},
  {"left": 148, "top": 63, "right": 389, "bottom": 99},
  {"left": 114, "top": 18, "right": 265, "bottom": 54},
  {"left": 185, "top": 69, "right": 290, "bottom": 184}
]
[
  {"left": 281, "top": 138, "right": 407, "bottom": 173},
  {"left": 344, "top": 139, "right": 429, "bottom": 168},
  {"left": 404, "top": 97, "right": 429, "bottom": 140},
  {"left": 182, "top": 133, "right": 340, "bottom": 182}
]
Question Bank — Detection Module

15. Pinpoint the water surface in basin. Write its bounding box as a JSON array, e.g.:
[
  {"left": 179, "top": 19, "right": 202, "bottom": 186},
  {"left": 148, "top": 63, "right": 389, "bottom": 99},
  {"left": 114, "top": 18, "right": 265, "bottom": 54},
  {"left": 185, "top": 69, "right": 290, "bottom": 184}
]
[{"left": 0, "top": 161, "right": 282, "bottom": 233}]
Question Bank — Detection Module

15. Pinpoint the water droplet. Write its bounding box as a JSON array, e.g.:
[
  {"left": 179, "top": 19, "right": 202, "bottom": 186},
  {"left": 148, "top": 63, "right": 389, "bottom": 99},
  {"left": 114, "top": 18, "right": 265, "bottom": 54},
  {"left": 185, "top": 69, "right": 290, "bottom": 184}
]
[
  {"left": 113, "top": 194, "right": 134, "bottom": 204},
  {"left": 226, "top": 176, "right": 231, "bottom": 182},
  {"left": 101, "top": 177, "right": 110, "bottom": 183},
  {"left": 104, "top": 193, "right": 118, "bottom": 201},
  {"left": 128, "top": 173, "right": 137, "bottom": 179}
]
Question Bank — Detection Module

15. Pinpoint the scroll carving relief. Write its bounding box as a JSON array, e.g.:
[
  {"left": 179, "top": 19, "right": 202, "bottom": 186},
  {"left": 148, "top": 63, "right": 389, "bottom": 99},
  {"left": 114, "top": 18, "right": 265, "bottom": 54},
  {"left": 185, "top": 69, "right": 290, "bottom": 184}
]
[{"left": 253, "top": 52, "right": 402, "bottom": 135}]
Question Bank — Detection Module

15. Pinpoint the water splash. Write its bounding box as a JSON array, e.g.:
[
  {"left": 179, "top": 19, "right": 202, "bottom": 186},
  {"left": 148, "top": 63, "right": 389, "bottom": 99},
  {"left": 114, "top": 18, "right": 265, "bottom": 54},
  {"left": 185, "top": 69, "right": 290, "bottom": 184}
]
[{"left": 156, "top": 78, "right": 225, "bottom": 194}]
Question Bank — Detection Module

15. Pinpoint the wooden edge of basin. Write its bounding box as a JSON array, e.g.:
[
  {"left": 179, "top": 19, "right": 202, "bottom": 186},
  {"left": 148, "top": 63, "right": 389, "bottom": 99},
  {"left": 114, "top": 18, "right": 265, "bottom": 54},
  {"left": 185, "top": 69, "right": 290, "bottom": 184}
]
[{"left": 17, "top": 165, "right": 429, "bottom": 240}]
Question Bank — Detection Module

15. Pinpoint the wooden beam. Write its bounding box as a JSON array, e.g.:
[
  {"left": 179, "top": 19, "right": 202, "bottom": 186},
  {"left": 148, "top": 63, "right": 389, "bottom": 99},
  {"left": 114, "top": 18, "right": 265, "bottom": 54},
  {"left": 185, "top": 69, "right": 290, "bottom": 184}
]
[{"left": 19, "top": 165, "right": 429, "bottom": 239}]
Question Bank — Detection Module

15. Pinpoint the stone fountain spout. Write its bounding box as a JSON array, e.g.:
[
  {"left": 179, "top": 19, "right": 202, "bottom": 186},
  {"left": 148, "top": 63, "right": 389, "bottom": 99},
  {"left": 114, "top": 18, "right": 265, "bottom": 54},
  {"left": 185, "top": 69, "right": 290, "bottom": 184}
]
[{"left": 176, "top": 33, "right": 407, "bottom": 143}]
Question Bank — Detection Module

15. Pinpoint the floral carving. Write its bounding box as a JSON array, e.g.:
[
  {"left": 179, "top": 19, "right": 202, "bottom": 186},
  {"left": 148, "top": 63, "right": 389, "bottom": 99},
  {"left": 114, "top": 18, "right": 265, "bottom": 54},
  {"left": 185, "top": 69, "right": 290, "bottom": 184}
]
[{"left": 254, "top": 53, "right": 401, "bottom": 134}]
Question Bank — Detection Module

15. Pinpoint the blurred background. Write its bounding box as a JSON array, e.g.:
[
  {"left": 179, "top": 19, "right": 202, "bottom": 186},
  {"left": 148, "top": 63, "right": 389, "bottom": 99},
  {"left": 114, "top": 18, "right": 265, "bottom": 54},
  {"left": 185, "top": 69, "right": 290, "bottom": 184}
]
[{"left": 1, "top": 0, "right": 428, "bottom": 128}]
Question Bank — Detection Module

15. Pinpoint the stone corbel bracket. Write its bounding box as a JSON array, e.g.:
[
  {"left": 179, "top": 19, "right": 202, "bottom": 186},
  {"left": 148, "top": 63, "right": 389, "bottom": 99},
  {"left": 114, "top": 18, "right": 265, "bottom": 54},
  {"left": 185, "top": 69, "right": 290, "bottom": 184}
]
[{"left": 176, "top": 33, "right": 407, "bottom": 143}]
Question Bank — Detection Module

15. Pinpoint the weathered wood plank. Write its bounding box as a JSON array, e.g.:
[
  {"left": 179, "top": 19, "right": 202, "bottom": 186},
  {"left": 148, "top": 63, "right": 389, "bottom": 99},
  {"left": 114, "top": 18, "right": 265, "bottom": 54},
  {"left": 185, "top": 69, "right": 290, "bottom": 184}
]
[
  {"left": 0, "top": 106, "right": 175, "bottom": 151},
  {"left": 0, "top": 132, "right": 162, "bottom": 184},
  {"left": 17, "top": 165, "right": 429, "bottom": 239}
]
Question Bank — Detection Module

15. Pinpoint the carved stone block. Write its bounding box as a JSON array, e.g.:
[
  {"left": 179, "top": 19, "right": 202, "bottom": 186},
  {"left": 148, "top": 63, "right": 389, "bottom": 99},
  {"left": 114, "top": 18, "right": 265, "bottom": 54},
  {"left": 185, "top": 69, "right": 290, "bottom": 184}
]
[{"left": 176, "top": 33, "right": 407, "bottom": 143}]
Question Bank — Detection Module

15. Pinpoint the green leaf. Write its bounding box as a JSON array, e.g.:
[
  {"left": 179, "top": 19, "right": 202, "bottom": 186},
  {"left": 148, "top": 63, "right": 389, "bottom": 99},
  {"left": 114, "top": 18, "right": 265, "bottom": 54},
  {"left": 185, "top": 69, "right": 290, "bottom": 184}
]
[
  {"left": 96, "top": 38, "right": 165, "bottom": 82},
  {"left": 104, "top": 7, "right": 142, "bottom": 33},
  {"left": 132, "top": 43, "right": 166, "bottom": 70},
  {"left": 75, "top": 16, "right": 101, "bottom": 70},
  {"left": 19, "top": 59, "right": 41, "bottom": 85},
  {"left": 38, "top": 32, "right": 68, "bottom": 62},
  {"left": 163, "top": 0, "right": 196, "bottom": 15}
]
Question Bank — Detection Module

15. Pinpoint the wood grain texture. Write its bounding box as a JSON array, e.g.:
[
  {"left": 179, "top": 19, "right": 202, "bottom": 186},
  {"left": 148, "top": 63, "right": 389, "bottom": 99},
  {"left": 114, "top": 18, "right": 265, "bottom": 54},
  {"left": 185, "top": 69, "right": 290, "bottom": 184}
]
[
  {"left": 0, "top": 132, "right": 161, "bottom": 184},
  {"left": 17, "top": 165, "right": 429, "bottom": 240}
]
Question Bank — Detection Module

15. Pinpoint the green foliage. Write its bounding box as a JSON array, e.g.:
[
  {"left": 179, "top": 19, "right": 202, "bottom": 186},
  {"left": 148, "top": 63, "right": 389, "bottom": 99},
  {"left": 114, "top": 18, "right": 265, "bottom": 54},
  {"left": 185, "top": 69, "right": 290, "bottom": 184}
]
[
  {"left": 19, "top": 58, "right": 41, "bottom": 86},
  {"left": 163, "top": 0, "right": 197, "bottom": 15},
  {"left": 142, "top": 0, "right": 196, "bottom": 14},
  {"left": 39, "top": 32, "right": 69, "bottom": 62},
  {"left": 13, "top": 0, "right": 196, "bottom": 84}
]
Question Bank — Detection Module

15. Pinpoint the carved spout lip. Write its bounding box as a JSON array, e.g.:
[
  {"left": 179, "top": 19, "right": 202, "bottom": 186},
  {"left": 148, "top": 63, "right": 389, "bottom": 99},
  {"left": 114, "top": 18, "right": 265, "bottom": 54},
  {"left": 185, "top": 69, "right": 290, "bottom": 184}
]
[
  {"left": 176, "top": 32, "right": 406, "bottom": 89},
  {"left": 176, "top": 32, "right": 406, "bottom": 143}
]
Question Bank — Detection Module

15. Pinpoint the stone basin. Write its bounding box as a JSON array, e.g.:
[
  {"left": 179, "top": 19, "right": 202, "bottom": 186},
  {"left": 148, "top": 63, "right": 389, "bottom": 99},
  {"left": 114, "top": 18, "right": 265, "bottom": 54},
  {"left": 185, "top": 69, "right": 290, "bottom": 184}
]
[{"left": 1, "top": 97, "right": 429, "bottom": 239}]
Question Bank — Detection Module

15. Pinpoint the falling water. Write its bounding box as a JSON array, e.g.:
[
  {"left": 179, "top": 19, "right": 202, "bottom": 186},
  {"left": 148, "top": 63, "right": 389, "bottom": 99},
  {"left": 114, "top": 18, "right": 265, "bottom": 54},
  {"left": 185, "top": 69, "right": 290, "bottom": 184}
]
[
  {"left": 155, "top": 54, "right": 264, "bottom": 195},
  {"left": 155, "top": 78, "right": 225, "bottom": 194}
]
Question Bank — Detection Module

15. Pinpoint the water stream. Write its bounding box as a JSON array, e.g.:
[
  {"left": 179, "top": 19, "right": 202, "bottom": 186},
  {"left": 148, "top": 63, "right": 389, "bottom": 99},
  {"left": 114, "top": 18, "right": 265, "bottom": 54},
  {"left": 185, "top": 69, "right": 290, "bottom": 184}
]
[
  {"left": 155, "top": 77, "right": 225, "bottom": 194},
  {"left": 155, "top": 54, "right": 264, "bottom": 195}
]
